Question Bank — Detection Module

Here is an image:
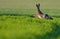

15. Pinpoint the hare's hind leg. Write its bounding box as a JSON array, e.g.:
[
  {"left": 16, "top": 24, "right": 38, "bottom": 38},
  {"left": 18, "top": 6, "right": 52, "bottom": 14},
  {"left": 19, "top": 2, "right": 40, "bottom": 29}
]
[{"left": 45, "top": 14, "right": 53, "bottom": 20}]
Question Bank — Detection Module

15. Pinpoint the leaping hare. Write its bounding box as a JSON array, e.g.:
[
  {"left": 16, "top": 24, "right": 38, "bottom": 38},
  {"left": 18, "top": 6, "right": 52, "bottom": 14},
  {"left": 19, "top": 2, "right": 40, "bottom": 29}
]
[{"left": 34, "top": 3, "right": 53, "bottom": 20}]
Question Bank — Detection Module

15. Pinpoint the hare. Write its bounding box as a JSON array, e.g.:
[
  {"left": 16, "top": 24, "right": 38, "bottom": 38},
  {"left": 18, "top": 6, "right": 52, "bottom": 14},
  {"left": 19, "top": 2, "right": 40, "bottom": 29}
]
[{"left": 34, "top": 3, "right": 53, "bottom": 20}]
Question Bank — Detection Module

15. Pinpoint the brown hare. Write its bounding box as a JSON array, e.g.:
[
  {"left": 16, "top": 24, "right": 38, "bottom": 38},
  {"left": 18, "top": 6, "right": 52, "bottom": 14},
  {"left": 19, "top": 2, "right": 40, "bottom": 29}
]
[{"left": 34, "top": 3, "right": 53, "bottom": 20}]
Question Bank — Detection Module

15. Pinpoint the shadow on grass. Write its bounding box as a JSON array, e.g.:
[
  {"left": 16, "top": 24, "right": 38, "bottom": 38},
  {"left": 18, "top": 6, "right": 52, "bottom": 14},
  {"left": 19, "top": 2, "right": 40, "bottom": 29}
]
[
  {"left": 52, "top": 15, "right": 60, "bottom": 18},
  {"left": 0, "top": 14, "right": 35, "bottom": 18},
  {"left": 34, "top": 23, "right": 60, "bottom": 39}
]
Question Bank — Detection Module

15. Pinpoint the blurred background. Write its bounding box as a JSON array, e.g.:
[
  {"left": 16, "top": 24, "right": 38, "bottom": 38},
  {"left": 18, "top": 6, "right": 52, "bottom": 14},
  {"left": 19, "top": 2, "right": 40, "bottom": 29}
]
[
  {"left": 0, "top": 0, "right": 60, "bottom": 16},
  {"left": 0, "top": 0, "right": 60, "bottom": 9}
]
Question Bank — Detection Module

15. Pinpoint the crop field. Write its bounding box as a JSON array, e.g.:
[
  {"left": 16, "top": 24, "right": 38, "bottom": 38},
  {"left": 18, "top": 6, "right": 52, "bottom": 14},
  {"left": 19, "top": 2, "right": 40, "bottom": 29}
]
[{"left": 0, "top": 0, "right": 60, "bottom": 39}]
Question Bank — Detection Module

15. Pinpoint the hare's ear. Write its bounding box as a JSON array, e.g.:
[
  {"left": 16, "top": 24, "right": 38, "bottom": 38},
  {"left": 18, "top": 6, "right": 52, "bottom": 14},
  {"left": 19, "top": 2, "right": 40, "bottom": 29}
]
[
  {"left": 38, "top": 3, "right": 40, "bottom": 6},
  {"left": 39, "top": 4, "right": 40, "bottom": 7},
  {"left": 36, "top": 3, "right": 40, "bottom": 6},
  {"left": 36, "top": 4, "right": 38, "bottom": 7}
]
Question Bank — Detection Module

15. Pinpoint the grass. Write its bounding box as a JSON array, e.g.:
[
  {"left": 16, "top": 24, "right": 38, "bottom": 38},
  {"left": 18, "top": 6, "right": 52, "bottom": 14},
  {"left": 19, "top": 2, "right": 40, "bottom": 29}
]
[
  {"left": 0, "top": 0, "right": 60, "bottom": 39},
  {"left": 0, "top": 16, "right": 60, "bottom": 39}
]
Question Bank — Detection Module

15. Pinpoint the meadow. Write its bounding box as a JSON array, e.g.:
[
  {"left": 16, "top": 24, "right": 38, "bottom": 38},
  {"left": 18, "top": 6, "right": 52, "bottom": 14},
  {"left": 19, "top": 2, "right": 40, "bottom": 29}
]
[{"left": 0, "top": 0, "right": 60, "bottom": 39}]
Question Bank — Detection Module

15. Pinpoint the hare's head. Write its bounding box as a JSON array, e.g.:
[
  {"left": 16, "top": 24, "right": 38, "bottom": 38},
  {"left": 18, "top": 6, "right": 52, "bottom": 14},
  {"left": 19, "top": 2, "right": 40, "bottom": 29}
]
[{"left": 36, "top": 3, "right": 40, "bottom": 8}]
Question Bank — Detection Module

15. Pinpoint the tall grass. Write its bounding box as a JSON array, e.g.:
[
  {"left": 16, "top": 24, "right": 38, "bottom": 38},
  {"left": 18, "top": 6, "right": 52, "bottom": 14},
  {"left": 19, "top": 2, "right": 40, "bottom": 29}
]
[{"left": 0, "top": 16, "right": 60, "bottom": 39}]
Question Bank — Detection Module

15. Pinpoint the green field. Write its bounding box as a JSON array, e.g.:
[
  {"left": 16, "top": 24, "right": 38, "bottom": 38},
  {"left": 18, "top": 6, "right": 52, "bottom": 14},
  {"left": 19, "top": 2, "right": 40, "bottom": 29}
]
[{"left": 0, "top": 0, "right": 60, "bottom": 39}]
